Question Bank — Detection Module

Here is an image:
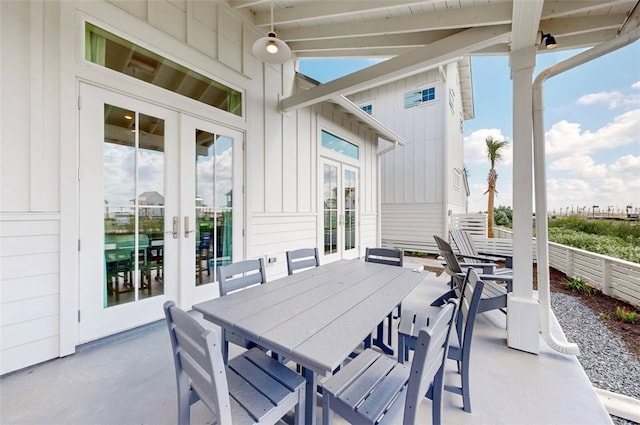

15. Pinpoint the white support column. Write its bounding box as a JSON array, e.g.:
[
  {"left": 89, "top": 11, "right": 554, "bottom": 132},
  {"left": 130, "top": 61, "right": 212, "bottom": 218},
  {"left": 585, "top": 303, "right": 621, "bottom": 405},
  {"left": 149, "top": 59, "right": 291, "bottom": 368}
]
[{"left": 507, "top": 46, "right": 539, "bottom": 354}]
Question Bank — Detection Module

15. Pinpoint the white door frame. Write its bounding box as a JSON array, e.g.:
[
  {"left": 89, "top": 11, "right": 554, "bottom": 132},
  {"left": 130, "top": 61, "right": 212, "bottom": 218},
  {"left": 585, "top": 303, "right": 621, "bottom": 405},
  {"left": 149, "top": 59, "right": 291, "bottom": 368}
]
[
  {"left": 319, "top": 156, "right": 360, "bottom": 263},
  {"left": 78, "top": 83, "right": 244, "bottom": 342}
]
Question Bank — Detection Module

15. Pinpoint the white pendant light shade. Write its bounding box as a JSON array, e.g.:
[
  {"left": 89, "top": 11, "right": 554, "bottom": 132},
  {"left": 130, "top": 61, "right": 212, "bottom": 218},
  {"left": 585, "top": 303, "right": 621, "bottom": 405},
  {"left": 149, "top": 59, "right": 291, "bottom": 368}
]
[
  {"left": 252, "top": 2, "right": 291, "bottom": 64},
  {"left": 252, "top": 32, "right": 291, "bottom": 64}
]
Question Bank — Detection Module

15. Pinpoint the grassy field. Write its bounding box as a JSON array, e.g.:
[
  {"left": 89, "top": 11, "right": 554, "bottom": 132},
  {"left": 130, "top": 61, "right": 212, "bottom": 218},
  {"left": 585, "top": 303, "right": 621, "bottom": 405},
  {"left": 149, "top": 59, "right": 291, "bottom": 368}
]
[{"left": 547, "top": 217, "right": 640, "bottom": 263}]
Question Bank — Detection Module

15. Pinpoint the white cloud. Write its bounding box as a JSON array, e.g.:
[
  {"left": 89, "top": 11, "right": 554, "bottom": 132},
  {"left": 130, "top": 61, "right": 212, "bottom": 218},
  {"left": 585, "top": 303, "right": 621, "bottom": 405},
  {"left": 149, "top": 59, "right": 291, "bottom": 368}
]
[
  {"left": 549, "top": 155, "right": 608, "bottom": 179},
  {"left": 464, "top": 111, "right": 639, "bottom": 213},
  {"left": 576, "top": 82, "right": 640, "bottom": 109},
  {"left": 463, "top": 128, "right": 512, "bottom": 165},
  {"left": 545, "top": 109, "right": 640, "bottom": 157}
]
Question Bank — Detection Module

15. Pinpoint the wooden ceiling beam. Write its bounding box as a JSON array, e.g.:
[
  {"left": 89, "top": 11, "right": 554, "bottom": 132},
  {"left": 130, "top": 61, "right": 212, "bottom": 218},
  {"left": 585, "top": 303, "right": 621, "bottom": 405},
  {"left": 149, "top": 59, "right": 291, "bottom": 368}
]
[
  {"left": 281, "top": 24, "right": 511, "bottom": 111},
  {"left": 277, "top": 3, "right": 512, "bottom": 41},
  {"left": 288, "top": 30, "right": 462, "bottom": 52},
  {"left": 511, "top": 0, "right": 544, "bottom": 50},
  {"left": 253, "top": 1, "right": 438, "bottom": 26}
]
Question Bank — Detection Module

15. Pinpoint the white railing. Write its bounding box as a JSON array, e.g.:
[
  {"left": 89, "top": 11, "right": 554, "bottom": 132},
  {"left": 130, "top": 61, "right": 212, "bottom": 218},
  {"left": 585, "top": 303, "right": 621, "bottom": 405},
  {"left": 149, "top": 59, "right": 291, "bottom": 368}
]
[
  {"left": 548, "top": 242, "right": 640, "bottom": 308},
  {"left": 485, "top": 227, "right": 640, "bottom": 308}
]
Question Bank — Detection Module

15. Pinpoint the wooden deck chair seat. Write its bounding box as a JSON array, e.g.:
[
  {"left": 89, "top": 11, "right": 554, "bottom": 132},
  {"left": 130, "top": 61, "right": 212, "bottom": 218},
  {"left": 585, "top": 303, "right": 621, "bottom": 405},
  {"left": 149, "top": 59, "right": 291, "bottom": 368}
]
[
  {"left": 286, "top": 248, "right": 320, "bottom": 275},
  {"left": 398, "top": 268, "right": 485, "bottom": 414},
  {"left": 365, "top": 247, "right": 404, "bottom": 348},
  {"left": 434, "top": 235, "right": 511, "bottom": 314},
  {"left": 163, "top": 301, "right": 305, "bottom": 425},
  {"left": 217, "top": 258, "right": 267, "bottom": 363},
  {"left": 322, "top": 300, "right": 458, "bottom": 425},
  {"left": 450, "top": 228, "right": 513, "bottom": 269}
]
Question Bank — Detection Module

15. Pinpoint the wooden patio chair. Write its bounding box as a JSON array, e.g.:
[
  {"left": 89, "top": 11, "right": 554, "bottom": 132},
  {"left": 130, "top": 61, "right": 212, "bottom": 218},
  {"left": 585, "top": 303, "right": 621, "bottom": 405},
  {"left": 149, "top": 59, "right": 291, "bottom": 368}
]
[
  {"left": 163, "top": 301, "right": 306, "bottom": 425},
  {"left": 398, "top": 268, "right": 484, "bottom": 414},
  {"left": 450, "top": 228, "right": 513, "bottom": 269},
  {"left": 434, "top": 235, "right": 511, "bottom": 314},
  {"left": 286, "top": 247, "right": 319, "bottom": 275},
  {"left": 365, "top": 247, "right": 404, "bottom": 347},
  {"left": 217, "top": 258, "right": 267, "bottom": 363},
  {"left": 321, "top": 300, "right": 458, "bottom": 425}
]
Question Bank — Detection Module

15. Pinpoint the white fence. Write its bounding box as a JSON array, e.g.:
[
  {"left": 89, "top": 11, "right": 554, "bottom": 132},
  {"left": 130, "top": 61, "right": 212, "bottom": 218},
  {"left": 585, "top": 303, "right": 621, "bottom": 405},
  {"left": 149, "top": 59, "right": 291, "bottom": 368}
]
[{"left": 490, "top": 227, "right": 640, "bottom": 308}]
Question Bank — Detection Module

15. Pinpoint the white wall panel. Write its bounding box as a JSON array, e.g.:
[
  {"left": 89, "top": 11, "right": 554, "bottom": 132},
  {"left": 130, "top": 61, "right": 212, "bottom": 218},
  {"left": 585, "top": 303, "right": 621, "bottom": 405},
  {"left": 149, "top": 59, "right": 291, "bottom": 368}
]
[
  {"left": 0, "top": 337, "right": 59, "bottom": 375},
  {"left": 1, "top": 274, "right": 59, "bottom": 304},
  {"left": 282, "top": 109, "right": 298, "bottom": 212},
  {"left": 187, "top": 16, "right": 218, "bottom": 58},
  {"left": 149, "top": 0, "right": 187, "bottom": 41},
  {"left": 381, "top": 203, "right": 444, "bottom": 253},
  {"left": 296, "top": 108, "right": 313, "bottom": 213},
  {"left": 217, "top": 7, "right": 242, "bottom": 72},
  {"left": 106, "top": 0, "right": 148, "bottom": 20},
  {"left": 1, "top": 316, "right": 60, "bottom": 350},
  {"left": 1, "top": 1, "right": 31, "bottom": 211},
  {"left": 1, "top": 294, "right": 59, "bottom": 326},
  {"left": 263, "top": 66, "right": 284, "bottom": 212}
]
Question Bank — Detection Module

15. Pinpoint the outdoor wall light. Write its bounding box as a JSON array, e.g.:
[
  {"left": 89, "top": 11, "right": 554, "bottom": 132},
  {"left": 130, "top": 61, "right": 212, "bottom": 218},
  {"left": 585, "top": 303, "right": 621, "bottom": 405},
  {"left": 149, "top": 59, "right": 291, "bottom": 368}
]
[
  {"left": 252, "top": 2, "right": 291, "bottom": 64},
  {"left": 541, "top": 32, "right": 558, "bottom": 49}
]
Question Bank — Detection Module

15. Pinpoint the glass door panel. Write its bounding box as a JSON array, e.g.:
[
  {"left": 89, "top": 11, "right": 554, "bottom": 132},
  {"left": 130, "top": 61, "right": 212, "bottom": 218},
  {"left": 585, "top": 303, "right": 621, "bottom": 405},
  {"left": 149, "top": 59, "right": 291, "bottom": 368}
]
[
  {"left": 194, "top": 131, "right": 233, "bottom": 286},
  {"left": 180, "top": 114, "right": 243, "bottom": 307},
  {"left": 320, "top": 158, "right": 359, "bottom": 262},
  {"left": 79, "top": 83, "right": 178, "bottom": 343},
  {"left": 344, "top": 169, "right": 357, "bottom": 252},
  {"left": 324, "top": 164, "right": 338, "bottom": 256},
  {"left": 102, "top": 105, "right": 165, "bottom": 307}
]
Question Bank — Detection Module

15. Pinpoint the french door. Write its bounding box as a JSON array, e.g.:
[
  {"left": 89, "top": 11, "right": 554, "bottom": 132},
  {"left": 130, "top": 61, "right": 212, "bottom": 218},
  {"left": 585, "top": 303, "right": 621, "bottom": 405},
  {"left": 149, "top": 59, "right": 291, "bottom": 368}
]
[
  {"left": 78, "top": 83, "right": 242, "bottom": 342},
  {"left": 321, "top": 158, "right": 359, "bottom": 262}
]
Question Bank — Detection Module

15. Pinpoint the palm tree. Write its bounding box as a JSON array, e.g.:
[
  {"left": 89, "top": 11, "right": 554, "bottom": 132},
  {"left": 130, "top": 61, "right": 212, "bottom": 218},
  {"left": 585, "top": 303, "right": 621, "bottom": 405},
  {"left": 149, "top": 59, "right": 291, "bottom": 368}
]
[{"left": 484, "top": 136, "right": 508, "bottom": 238}]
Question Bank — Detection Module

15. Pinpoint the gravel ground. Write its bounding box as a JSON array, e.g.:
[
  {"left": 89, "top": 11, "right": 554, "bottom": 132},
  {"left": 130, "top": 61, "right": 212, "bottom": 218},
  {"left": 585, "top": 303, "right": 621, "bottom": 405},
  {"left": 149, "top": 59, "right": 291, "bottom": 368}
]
[{"left": 551, "top": 292, "right": 640, "bottom": 425}]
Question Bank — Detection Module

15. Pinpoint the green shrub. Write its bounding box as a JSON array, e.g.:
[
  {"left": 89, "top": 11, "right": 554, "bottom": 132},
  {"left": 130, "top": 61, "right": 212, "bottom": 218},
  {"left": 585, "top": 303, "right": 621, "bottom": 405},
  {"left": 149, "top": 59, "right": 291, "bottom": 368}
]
[
  {"left": 548, "top": 228, "right": 640, "bottom": 263},
  {"left": 615, "top": 306, "right": 638, "bottom": 323},
  {"left": 565, "top": 277, "right": 594, "bottom": 295}
]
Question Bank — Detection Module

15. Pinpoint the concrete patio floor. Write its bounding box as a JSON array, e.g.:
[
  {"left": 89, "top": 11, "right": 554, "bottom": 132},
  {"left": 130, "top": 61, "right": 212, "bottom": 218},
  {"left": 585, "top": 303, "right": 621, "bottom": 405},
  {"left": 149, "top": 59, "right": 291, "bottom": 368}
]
[{"left": 1, "top": 259, "right": 612, "bottom": 425}]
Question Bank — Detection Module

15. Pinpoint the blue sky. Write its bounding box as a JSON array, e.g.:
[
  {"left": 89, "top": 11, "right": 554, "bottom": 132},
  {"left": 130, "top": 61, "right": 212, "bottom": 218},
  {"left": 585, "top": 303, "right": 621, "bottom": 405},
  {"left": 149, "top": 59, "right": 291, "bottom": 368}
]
[{"left": 299, "top": 41, "right": 640, "bottom": 214}]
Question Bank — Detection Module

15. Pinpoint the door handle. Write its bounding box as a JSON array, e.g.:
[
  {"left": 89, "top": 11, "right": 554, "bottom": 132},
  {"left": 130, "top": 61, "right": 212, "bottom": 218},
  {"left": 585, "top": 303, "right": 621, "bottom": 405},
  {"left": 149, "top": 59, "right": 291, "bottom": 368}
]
[
  {"left": 165, "top": 216, "right": 179, "bottom": 239},
  {"left": 184, "top": 216, "right": 196, "bottom": 238}
]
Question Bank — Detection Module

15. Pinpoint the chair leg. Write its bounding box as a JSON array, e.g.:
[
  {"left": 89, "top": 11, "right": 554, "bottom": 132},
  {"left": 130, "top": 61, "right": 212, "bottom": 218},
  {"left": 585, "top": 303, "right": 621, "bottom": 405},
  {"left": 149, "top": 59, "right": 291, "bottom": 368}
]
[
  {"left": 461, "top": 357, "right": 472, "bottom": 412},
  {"left": 431, "top": 366, "right": 445, "bottom": 425},
  {"left": 322, "top": 391, "right": 333, "bottom": 425},
  {"left": 397, "top": 334, "right": 405, "bottom": 363},
  {"left": 294, "top": 387, "right": 305, "bottom": 425},
  {"left": 221, "top": 329, "right": 229, "bottom": 364}
]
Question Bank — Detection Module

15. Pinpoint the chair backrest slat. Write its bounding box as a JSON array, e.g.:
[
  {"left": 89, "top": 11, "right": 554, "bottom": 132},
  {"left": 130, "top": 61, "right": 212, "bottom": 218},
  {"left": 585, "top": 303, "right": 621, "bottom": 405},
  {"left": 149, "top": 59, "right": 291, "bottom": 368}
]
[
  {"left": 217, "top": 258, "right": 266, "bottom": 296},
  {"left": 457, "top": 269, "right": 484, "bottom": 358},
  {"left": 163, "top": 301, "right": 232, "bottom": 424},
  {"left": 364, "top": 247, "right": 403, "bottom": 267},
  {"left": 403, "top": 300, "right": 457, "bottom": 425},
  {"left": 434, "top": 235, "right": 466, "bottom": 293},
  {"left": 286, "top": 248, "right": 320, "bottom": 275}
]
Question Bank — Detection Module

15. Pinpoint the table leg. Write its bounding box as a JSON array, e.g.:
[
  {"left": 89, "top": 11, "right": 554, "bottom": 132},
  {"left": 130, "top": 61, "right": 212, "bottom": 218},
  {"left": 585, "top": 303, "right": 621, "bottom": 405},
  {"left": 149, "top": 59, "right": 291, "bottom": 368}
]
[
  {"left": 302, "top": 366, "right": 318, "bottom": 425},
  {"left": 373, "top": 322, "right": 394, "bottom": 355}
]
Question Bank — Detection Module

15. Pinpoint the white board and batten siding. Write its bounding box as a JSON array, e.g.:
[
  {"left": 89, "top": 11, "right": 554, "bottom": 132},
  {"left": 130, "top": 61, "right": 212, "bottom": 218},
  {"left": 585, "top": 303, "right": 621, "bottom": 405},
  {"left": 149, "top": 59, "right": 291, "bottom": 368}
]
[
  {"left": 381, "top": 204, "right": 444, "bottom": 253},
  {"left": 350, "top": 65, "right": 469, "bottom": 253}
]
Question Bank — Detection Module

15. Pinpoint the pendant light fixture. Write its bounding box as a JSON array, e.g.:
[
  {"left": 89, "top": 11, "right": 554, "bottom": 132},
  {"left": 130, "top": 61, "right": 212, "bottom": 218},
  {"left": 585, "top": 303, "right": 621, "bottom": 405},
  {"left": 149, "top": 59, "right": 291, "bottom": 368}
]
[{"left": 252, "top": 2, "right": 291, "bottom": 64}]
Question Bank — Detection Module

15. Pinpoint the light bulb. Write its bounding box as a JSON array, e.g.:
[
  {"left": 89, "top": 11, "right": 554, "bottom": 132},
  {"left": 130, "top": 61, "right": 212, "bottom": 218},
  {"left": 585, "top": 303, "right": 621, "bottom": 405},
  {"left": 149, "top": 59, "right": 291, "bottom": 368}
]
[{"left": 266, "top": 40, "right": 279, "bottom": 54}]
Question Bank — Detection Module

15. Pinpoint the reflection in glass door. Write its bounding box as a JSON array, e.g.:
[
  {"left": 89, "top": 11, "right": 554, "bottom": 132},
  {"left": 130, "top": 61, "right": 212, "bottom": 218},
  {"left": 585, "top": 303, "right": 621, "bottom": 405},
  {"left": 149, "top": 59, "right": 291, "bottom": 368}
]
[
  {"left": 79, "top": 83, "right": 179, "bottom": 343},
  {"left": 103, "top": 104, "right": 166, "bottom": 307},
  {"left": 322, "top": 159, "right": 359, "bottom": 260},
  {"left": 194, "top": 131, "right": 233, "bottom": 286}
]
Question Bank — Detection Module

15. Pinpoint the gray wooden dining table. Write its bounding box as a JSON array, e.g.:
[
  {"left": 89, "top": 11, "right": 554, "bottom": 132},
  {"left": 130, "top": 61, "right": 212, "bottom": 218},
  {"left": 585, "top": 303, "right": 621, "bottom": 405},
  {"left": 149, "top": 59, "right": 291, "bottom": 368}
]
[{"left": 193, "top": 258, "right": 429, "bottom": 425}]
